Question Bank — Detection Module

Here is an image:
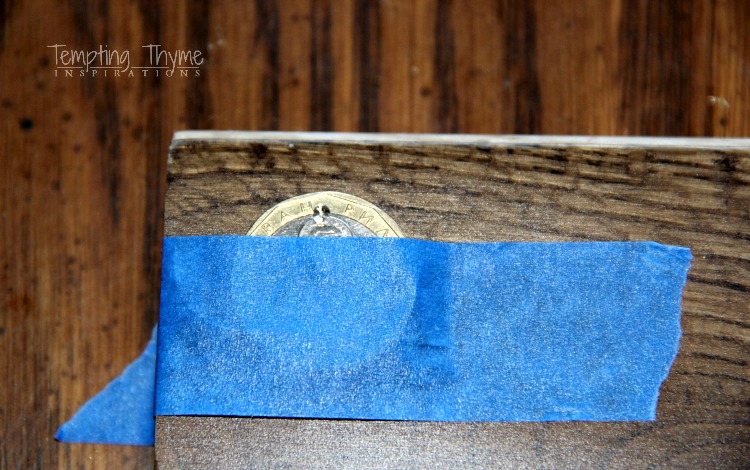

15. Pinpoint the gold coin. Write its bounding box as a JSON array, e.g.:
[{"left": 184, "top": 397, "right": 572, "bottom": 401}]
[{"left": 247, "top": 191, "right": 404, "bottom": 238}]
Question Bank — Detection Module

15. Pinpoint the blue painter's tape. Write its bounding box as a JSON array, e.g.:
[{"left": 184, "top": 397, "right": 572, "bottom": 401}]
[
  {"left": 55, "top": 327, "right": 157, "bottom": 446},
  {"left": 156, "top": 236, "right": 691, "bottom": 422}
]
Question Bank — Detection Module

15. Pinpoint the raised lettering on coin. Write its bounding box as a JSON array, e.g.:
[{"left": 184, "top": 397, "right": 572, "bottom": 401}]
[
  {"left": 248, "top": 191, "right": 403, "bottom": 238},
  {"left": 299, "top": 202, "right": 313, "bottom": 215},
  {"left": 358, "top": 211, "right": 373, "bottom": 226}
]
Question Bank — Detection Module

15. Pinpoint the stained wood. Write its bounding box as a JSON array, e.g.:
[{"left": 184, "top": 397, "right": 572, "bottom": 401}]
[
  {"left": 2, "top": 0, "right": 750, "bottom": 468},
  {"left": 156, "top": 132, "right": 750, "bottom": 468}
]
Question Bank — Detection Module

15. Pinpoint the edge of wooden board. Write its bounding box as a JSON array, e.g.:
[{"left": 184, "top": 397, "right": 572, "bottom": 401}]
[{"left": 172, "top": 131, "right": 750, "bottom": 149}]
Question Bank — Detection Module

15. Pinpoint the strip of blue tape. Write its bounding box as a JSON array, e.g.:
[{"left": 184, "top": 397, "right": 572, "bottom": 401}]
[
  {"left": 156, "top": 236, "right": 691, "bottom": 422},
  {"left": 55, "top": 327, "right": 157, "bottom": 446}
]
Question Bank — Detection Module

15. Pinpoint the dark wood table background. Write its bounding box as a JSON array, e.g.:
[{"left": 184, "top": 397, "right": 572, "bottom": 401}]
[{"left": 1, "top": 1, "right": 748, "bottom": 468}]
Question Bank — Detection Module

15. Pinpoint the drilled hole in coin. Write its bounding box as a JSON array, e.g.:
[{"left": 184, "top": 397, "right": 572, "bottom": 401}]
[{"left": 313, "top": 204, "right": 330, "bottom": 216}]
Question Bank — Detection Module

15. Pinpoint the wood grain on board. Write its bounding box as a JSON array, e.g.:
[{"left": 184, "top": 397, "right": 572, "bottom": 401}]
[
  {"left": 155, "top": 133, "right": 750, "bottom": 468},
  {"left": 1, "top": 0, "right": 749, "bottom": 468}
]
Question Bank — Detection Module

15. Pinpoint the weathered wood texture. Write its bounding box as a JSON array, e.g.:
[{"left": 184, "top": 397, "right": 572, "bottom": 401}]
[
  {"left": 156, "top": 135, "right": 750, "bottom": 468},
  {"left": 2, "top": 0, "right": 750, "bottom": 468}
]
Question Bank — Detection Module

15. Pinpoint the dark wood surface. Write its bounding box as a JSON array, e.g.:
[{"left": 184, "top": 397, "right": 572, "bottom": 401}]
[
  {"left": 156, "top": 134, "right": 750, "bottom": 468},
  {"left": 1, "top": 0, "right": 749, "bottom": 468}
]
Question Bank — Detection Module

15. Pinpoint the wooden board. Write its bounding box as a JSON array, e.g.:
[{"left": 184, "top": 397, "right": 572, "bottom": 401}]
[{"left": 156, "top": 131, "right": 750, "bottom": 468}]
